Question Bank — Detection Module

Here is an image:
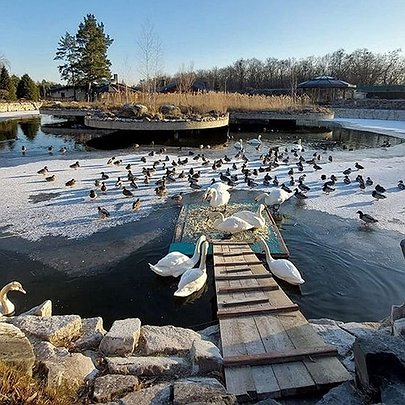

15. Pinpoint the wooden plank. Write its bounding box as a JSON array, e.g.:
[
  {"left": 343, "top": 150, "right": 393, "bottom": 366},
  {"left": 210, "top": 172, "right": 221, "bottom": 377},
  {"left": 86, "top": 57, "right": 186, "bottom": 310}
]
[
  {"left": 221, "top": 297, "right": 269, "bottom": 307},
  {"left": 212, "top": 241, "right": 250, "bottom": 245},
  {"left": 217, "top": 285, "right": 279, "bottom": 294},
  {"left": 224, "top": 346, "right": 338, "bottom": 367},
  {"left": 216, "top": 273, "right": 273, "bottom": 281},
  {"left": 220, "top": 267, "right": 254, "bottom": 273},
  {"left": 215, "top": 251, "right": 252, "bottom": 257},
  {"left": 173, "top": 205, "right": 186, "bottom": 242},
  {"left": 216, "top": 260, "right": 263, "bottom": 266},
  {"left": 218, "top": 303, "right": 298, "bottom": 318}
]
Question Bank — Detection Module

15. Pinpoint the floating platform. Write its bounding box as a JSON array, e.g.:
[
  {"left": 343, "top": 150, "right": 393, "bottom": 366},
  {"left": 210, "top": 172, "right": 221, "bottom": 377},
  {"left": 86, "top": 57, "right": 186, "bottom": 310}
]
[
  {"left": 212, "top": 242, "right": 351, "bottom": 401},
  {"left": 169, "top": 202, "right": 289, "bottom": 258}
]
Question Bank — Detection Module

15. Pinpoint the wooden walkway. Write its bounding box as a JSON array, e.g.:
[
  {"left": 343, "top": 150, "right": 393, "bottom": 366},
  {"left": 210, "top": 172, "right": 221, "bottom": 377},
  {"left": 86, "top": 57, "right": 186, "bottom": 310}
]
[{"left": 212, "top": 241, "right": 351, "bottom": 401}]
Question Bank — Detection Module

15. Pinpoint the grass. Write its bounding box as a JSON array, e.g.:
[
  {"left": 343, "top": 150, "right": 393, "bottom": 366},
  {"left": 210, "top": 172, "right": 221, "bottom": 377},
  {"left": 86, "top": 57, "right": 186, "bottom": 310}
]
[
  {"left": 42, "top": 91, "right": 330, "bottom": 115},
  {"left": 0, "top": 362, "right": 79, "bottom": 405}
]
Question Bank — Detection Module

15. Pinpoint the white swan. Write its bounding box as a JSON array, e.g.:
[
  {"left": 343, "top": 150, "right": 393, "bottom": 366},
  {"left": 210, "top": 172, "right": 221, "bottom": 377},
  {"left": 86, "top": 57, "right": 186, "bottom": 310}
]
[
  {"left": 247, "top": 134, "right": 262, "bottom": 146},
  {"left": 294, "top": 138, "right": 303, "bottom": 152},
  {"left": 232, "top": 204, "right": 266, "bottom": 228},
  {"left": 149, "top": 235, "right": 206, "bottom": 277},
  {"left": 258, "top": 236, "right": 305, "bottom": 285},
  {"left": 204, "top": 188, "right": 231, "bottom": 209},
  {"left": 0, "top": 281, "right": 26, "bottom": 316},
  {"left": 210, "top": 212, "right": 254, "bottom": 234},
  {"left": 234, "top": 139, "right": 243, "bottom": 149},
  {"left": 174, "top": 241, "right": 209, "bottom": 297},
  {"left": 255, "top": 188, "right": 293, "bottom": 210}
]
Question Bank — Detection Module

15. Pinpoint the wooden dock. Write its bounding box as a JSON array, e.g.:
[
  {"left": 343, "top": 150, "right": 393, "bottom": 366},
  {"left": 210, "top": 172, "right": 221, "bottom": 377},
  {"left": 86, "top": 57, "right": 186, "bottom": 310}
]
[{"left": 212, "top": 242, "right": 351, "bottom": 401}]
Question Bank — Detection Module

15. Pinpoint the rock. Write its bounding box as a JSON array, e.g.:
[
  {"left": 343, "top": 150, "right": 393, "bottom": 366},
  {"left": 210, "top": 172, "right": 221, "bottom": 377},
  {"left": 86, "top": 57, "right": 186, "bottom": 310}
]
[
  {"left": 391, "top": 303, "right": 405, "bottom": 323},
  {"left": 9, "top": 315, "right": 82, "bottom": 346},
  {"left": 20, "top": 300, "right": 52, "bottom": 317},
  {"left": 353, "top": 331, "right": 405, "bottom": 395},
  {"left": 173, "top": 377, "right": 236, "bottom": 405},
  {"left": 106, "top": 355, "right": 191, "bottom": 378},
  {"left": 160, "top": 104, "right": 182, "bottom": 116},
  {"left": 119, "top": 383, "right": 171, "bottom": 405},
  {"left": 309, "top": 319, "right": 355, "bottom": 357},
  {"left": 191, "top": 338, "right": 223, "bottom": 375},
  {"left": 380, "top": 378, "right": 405, "bottom": 405},
  {"left": 316, "top": 381, "right": 364, "bottom": 404},
  {"left": 74, "top": 317, "right": 106, "bottom": 351},
  {"left": 100, "top": 318, "right": 141, "bottom": 356},
  {"left": 393, "top": 318, "right": 405, "bottom": 337},
  {"left": 93, "top": 374, "right": 139, "bottom": 402},
  {"left": 198, "top": 324, "right": 221, "bottom": 348},
  {"left": 117, "top": 104, "right": 148, "bottom": 118},
  {"left": 253, "top": 399, "right": 282, "bottom": 405},
  {"left": 339, "top": 321, "right": 381, "bottom": 338},
  {"left": 138, "top": 325, "right": 200, "bottom": 356},
  {"left": 0, "top": 322, "right": 35, "bottom": 375}
]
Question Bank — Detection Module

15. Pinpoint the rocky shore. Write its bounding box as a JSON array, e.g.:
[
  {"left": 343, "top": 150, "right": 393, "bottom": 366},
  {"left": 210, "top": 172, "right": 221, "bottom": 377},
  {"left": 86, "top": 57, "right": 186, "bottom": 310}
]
[{"left": 1, "top": 301, "right": 404, "bottom": 404}]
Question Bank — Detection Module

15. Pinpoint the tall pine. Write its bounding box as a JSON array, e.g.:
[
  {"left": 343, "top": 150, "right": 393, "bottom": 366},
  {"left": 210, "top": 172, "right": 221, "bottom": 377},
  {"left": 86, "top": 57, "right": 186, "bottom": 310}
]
[
  {"left": 0, "top": 66, "right": 16, "bottom": 100},
  {"left": 16, "top": 74, "right": 40, "bottom": 101}
]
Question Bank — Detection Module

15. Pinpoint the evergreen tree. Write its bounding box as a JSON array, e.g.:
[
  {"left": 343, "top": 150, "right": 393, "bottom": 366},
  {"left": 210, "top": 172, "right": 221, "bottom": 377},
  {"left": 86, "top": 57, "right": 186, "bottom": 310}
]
[
  {"left": 75, "top": 14, "right": 113, "bottom": 85},
  {"left": 0, "top": 66, "right": 17, "bottom": 100},
  {"left": 16, "top": 74, "right": 40, "bottom": 101}
]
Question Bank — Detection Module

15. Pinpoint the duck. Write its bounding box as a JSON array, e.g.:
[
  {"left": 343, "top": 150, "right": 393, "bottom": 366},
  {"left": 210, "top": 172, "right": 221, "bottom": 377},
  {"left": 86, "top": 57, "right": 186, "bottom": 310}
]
[
  {"left": 0, "top": 281, "right": 26, "bottom": 316},
  {"left": 89, "top": 190, "right": 97, "bottom": 199},
  {"left": 234, "top": 139, "right": 243, "bottom": 150},
  {"left": 69, "top": 161, "right": 80, "bottom": 169},
  {"left": 247, "top": 134, "right": 262, "bottom": 146},
  {"left": 356, "top": 210, "right": 378, "bottom": 225},
  {"left": 132, "top": 198, "right": 141, "bottom": 211},
  {"left": 174, "top": 241, "right": 209, "bottom": 297},
  {"left": 98, "top": 206, "right": 110, "bottom": 219},
  {"left": 255, "top": 188, "right": 293, "bottom": 211},
  {"left": 65, "top": 179, "right": 76, "bottom": 187},
  {"left": 171, "top": 192, "right": 184, "bottom": 203},
  {"left": 149, "top": 235, "right": 207, "bottom": 277},
  {"left": 115, "top": 177, "right": 123, "bottom": 188},
  {"left": 101, "top": 172, "right": 109, "bottom": 180},
  {"left": 45, "top": 175, "right": 55, "bottom": 182},
  {"left": 398, "top": 180, "right": 405, "bottom": 190},
  {"left": 122, "top": 187, "right": 134, "bottom": 197},
  {"left": 372, "top": 190, "right": 386, "bottom": 201},
  {"left": 100, "top": 182, "right": 107, "bottom": 193},
  {"left": 375, "top": 184, "right": 386, "bottom": 193},
  {"left": 37, "top": 166, "right": 48, "bottom": 175},
  {"left": 258, "top": 236, "right": 304, "bottom": 285},
  {"left": 21, "top": 146, "right": 27, "bottom": 155},
  {"left": 209, "top": 212, "right": 254, "bottom": 234},
  {"left": 232, "top": 204, "right": 266, "bottom": 228},
  {"left": 59, "top": 146, "right": 67, "bottom": 154}
]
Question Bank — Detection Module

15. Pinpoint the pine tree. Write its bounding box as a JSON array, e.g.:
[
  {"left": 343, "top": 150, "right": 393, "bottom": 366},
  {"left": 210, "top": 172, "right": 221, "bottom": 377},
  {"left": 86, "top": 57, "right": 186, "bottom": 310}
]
[
  {"left": 75, "top": 14, "right": 113, "bottom": 86},
  {"left": 54, "top": 32, "right": 81, "bottom": 87},
  {"left": 16, "top": 74, "right": 40, "bottom": 101},
  {"left": 0, "top": 66, "right": 17, "bottom": 100}
]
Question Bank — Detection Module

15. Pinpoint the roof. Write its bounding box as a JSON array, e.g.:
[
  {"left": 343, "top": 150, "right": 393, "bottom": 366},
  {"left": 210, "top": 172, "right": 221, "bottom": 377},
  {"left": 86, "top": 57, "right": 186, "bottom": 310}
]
[{"left": 298, "top": 75, "right": 356, "bottom": 89}]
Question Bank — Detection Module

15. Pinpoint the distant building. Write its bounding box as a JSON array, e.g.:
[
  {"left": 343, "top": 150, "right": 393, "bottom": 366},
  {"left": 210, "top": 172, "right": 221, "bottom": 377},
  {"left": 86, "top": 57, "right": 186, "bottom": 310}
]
[
  {"left": 48, "top": 85, "right": 88, "bottom": 101},
  {"left": 158, "top": 80, "right": 209, "bottom": 93},
  {"left": 297, "top": 75, "right": 356, "bottom": 103},
  {"left": 355, "top": 85, "right": 405, "bottom": 100}
]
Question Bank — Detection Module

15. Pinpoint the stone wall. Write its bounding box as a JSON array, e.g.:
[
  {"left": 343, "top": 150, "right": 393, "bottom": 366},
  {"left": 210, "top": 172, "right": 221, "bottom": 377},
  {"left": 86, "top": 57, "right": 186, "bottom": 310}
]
[
  {"left": 333, "top": 108, "right": 405, "bottom": 121},
  {"left": 332, "top": 98, "right": 405, "bottom": 110},
  {"left": 0, "top": 102, "right": 42, "bottom": 112}
]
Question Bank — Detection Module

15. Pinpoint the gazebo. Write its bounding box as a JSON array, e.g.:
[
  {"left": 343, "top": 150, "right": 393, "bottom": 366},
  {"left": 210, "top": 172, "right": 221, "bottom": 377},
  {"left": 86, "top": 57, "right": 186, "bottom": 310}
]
[{"left": 297, "top": 75, "right": 356, "bottom": 103}]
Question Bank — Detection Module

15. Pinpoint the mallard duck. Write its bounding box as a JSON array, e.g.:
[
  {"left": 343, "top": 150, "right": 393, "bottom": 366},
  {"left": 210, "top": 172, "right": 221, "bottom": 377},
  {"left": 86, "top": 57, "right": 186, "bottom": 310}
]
[
  {"left": 69, "top": 161, "right": 80, "bottom": 169},
  {"left": 258, "top": 236, "right": 304, "bottom": 285},
  {"left": 122, "top": 187, "right": 133, "bottom": 197},
  {"left": 45, "top": 175, "right": 55, "bottom": 182},
  {"left": 356, "top": 210, "right": 378, "bottom": 225},
  {"left": 0, "top": 281, "right": 26, "bottom": 316},
  {"left": 98, "top": 206, "right": 110, "bottom": 219},
  {"left": 100, "top": 182, "right": 107, "bottom": 193},
  {"left": 89, "top": 190, "right": 97, "bottom": 199},
  {"left": 174, "top": 241, "right": 209, "bottom": 297},
  {"left": 101, "top": 172, "right": 109, "bottom": 180},
  {"left": 149, "top": 235, "right": 207, "bottom": 277},
  {"left": 37, "top": 166, "right": 48, "bottom": 175},
  {"left": 65, "top": 179, "right": 76, "bottom": 187},
  {"left": 132, "top": 198, "right": 141, "bottom": 210},
  {"left": 115, "top": 177, "right": 123, "bottom": 188}
]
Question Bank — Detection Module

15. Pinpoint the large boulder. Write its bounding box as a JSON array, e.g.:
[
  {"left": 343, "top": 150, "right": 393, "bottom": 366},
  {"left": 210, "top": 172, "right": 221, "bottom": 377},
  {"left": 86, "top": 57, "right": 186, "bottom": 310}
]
[
  {"left": 8, "top": 315, "right": 82, "bottom": 346},
  {"left": 119, "top": 383, "right": 171, "bottom": 405},
  {"left": 198, "top": 324, "right": 221, "bottom": 348},
  {"left": 316, "top": 381, "right": 364, "bottom": 405},
  {"left": 106, "top": 355, "right": 191, "bottom": 378},
  {"left": 173, "top": 377, "right": 236, "bottom": 405},
  {"left": 160, "top": 104, "right": 182, "bottom": 117},
  {"left": 380, "top": 378, "right": 405, "bottom": 405},
  {"left": 116, "top": 104, "right": 148, "bottom": 118},
  {"left": 100, "top": 318, "right": 141, "bottom": 357},
  {"left": 20, "top": 300, "right": 52, "bottom": 317},
  {"left": 93, "top": 374, "right": 139, "bottom": 402},
  {"left": 0, "top": 322, "right": 35, "bottom": 375},
  {"left": 393, "top": 318, "right": 405, "bottom": 337},
  {"left": 138, "top": 325, "right": 200, "bottom": 356},
  {"left": 191, "top": 338, "right": 223, "bottom": 375},
  {"left": 73, "top": 317, "right": 106, "bottom": 351}
]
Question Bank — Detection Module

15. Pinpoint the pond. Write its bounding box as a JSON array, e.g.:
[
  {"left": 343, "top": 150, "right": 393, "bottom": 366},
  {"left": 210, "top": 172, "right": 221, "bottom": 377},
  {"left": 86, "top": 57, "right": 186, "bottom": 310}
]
[{"left": 0, "top": 115, "right": 404, "bottom": 329}]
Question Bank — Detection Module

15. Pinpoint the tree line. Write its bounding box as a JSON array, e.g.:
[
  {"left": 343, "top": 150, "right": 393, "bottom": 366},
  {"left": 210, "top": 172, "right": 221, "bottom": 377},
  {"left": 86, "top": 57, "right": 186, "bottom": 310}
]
[{"left": 0, "top": 67, "right": 40, "bottom": 101}]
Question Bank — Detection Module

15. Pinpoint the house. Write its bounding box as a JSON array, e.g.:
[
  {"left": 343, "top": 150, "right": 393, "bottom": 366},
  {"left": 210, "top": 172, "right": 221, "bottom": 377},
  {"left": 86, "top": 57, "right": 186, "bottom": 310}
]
[
  {"left": 158, "top": 80, "right": 209, "bottom": 93},
  {"left": 48, "top": 85, "right": 88, "bottom": 101},
  {"left": 355, "top": 85, "right": 405, "bottom": 100}
]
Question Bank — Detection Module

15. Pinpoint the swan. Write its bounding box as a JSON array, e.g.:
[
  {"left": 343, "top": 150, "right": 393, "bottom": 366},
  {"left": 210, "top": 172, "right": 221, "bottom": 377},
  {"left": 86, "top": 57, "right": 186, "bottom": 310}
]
[
  {"left": 294, "top": 138, "right": 303, "bottom": 152},
  {"left": 232, "top": 204, "right": 266, "bottom": 228},
  {"left": 174, "top": 241, "right": 209, "bottom": 297},
  {"left": 234, "top": 139, "right": 243, "bottom": 149},
  {"left": 204, "top": 188, "right": 231, "bottom": 209},
  {"left": 258, "top": 236, "right": 305, "bottom": 285},
  {"left": 0, "top": 281, "right": 26, "bottom": 316},
  {"left": 255, "top": 188, "right": 293, "bottom": 211},
  {"left": 210, "top": 212, "right": 254, "bottom": 234},
  {"left": 247, "top": 134, "right": 262, "bottom": 146},
  {"left": 149, "top": 235, "right": 206, "bottom": 277}
]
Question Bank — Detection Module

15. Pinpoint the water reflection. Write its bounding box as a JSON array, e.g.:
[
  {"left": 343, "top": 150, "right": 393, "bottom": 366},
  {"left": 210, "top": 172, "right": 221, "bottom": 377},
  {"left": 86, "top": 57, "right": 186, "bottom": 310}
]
[
  {"left": 19, "top": 118, "right": 40, "bottom": 140},
  {"left": 0, "top": 120, "right": 18, "bottom": 143}
]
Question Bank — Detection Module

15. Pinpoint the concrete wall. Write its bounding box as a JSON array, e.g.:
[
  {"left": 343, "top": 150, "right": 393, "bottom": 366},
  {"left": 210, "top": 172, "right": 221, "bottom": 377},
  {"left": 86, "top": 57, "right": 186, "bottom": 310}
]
[
  {"left": 0, "top": 102, "right": 42, "bottom": 112},
  {"left": 333, "top": 108, "right": 405, "bottom": 121}
]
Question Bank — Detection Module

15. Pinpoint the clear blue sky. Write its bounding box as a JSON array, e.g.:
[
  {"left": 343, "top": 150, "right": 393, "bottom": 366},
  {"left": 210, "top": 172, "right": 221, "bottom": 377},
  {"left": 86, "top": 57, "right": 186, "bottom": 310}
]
[{"left": 1, "top": 0, "right": 405, "bottom": 84}]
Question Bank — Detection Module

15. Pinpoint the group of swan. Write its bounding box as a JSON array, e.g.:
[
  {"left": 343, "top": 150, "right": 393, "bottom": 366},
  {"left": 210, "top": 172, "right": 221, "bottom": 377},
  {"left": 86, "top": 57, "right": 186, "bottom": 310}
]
[
  {"left": 0, "top": 281, "right": 26, "bottom": 316},
  {"left": 234, "top": 135, "right": 262, "bottom": 149},
  {"left": 209, "top": 204, "right": 266, "bottom": 234},
  {"left": 149, "top": 235, "right": 209, "bottom": 297}
]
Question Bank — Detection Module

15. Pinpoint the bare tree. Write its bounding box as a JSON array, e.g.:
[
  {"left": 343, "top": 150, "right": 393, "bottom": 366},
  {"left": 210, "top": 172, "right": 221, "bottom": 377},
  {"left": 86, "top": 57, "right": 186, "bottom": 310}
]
[
  {"left": 0, "top": 52, "right": 10, "bottom": 69},
  {"left": 137, "top": 21, "right": 163, "bottom": 109}
]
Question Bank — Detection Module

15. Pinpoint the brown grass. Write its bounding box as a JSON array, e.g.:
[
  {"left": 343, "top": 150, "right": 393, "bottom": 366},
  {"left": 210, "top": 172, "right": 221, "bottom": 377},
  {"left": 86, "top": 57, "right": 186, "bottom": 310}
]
[
  {"left": 0, "top": 362, "right": 79, "bottom": 405},
  {"left": 42, "top": 91, "right": 329, "bottom": 115}
]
